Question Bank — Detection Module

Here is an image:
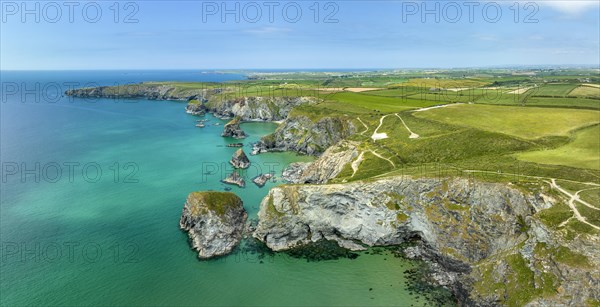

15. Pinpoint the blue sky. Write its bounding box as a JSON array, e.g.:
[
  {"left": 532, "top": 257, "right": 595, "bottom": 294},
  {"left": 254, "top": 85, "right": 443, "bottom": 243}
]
[{"left": 1, "top": 0, "right": 599, "bottom": 69}]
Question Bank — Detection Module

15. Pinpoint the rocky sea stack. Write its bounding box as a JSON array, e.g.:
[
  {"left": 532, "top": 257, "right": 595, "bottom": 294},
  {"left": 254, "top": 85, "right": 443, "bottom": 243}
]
[
  {"left": 230, "top": 148, "right": 250, "bottom": 169},
  {"left": 221, "top": 116, "right": 247, "bottom": 139},
  {"left": 179, "top": 191, "right": 247, "bottom": 259},
  {"left": 221, "top": 171, "right": 246, "bottom": 188},
  {"left": 252, "top": 173, "right": 273, "bottom": 187}
]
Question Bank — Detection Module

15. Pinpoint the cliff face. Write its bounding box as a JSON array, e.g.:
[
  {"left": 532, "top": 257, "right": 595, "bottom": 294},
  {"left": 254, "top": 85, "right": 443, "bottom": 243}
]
[
  {"left": 179, "top": 191, "right": 247, "bottom": 259},
  {"left": 282, "top": 140, "right": 359, "bottom": 183},
  {"left": 207, "top": 96, "right": 317, "bottom": 121},
  {"left": 65, "top": 84, "right": 214, "bottom": 101},
  {"left": 253, "top": 177, "right": 599, "bottom": 306},
  {"left": 66, "top": 84, "right": 319, "bottom": 122},
  {"left": 255, "top": 116, "right": 357, "bottom": 155}
]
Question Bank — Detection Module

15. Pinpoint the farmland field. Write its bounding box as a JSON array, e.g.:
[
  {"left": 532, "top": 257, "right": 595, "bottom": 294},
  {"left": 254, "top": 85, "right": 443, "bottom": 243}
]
[
  {"left": 412, "top": 104, "right": 600, "bottom": 139},
  {"left": 516, "top": 125, "right": 600, "bottom": 170},
  {"left": 531, "top": 83, "right": 579, "bottom": 96},
  {"left": 569, "top": 85, "right": 600, "bottom": 98}
]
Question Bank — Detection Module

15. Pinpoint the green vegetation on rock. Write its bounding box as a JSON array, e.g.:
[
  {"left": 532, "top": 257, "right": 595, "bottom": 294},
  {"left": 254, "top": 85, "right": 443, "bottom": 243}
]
[{"left": 188, "top": 191, "right": 242, "bottom": 217}]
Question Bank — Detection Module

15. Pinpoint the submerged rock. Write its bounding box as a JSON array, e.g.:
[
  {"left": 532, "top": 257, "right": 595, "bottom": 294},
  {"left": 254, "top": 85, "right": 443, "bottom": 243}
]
[
  {"left": 221, "top": 171, "right": 246, "bottom": 188},
  {"left": 230, "top": 148, "right": 250, "bottom": 169},
  {"left": 221, "top": 116, "right": 247, "bottom": 139},
  {"left": 179, "top": 191, "right": 247, "bottom": 259}
]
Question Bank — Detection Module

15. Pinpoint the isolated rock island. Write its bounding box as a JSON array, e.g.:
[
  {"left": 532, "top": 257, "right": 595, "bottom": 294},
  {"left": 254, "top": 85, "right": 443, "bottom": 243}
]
[
  {"left": 179, "top": 191, "right": 247, "bottom": 259},
  {"left": 230, "top": 148, "right": 250, "bottom": 169}
]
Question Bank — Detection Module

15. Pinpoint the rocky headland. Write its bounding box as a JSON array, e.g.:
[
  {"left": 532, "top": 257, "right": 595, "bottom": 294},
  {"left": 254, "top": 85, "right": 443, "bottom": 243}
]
[
  {"left": 252, "top": 177, "right": 599, "bottom": 306},
  {"left": 186, "top": 102, "right": 206, "bottom": 116},
  {"left": 179, "top": 191, "right": 247, "bottom": 259},
  {"left": 206, "top": 96, "right": 317, "bottom": 121},
  {"left": 253, "top": 115, "right": 357, "bottom": 155},
  {"left": 66, "top": 83, "right": 217, "bottom": 101}
]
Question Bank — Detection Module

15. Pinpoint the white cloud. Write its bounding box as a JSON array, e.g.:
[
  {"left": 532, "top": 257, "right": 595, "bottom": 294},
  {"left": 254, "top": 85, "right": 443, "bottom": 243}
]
[{"left": 537, "top": 1, "right": 598, "bottom": 15}]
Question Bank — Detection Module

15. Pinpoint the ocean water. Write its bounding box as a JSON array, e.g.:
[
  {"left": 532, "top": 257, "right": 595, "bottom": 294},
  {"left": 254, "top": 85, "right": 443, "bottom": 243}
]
[{"left": 0, "top": 71, "right": 431, "bottom": 306}]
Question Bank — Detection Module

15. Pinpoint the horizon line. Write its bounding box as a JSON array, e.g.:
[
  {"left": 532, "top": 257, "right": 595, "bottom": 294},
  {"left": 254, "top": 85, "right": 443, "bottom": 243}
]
[{"left": 2, "top": 65, "right": 600, "bottom": 72}]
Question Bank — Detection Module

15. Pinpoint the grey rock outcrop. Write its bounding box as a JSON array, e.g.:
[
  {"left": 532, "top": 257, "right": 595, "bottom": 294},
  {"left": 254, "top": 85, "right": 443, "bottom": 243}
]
[
  {"left": 185, "top": 102, "right": 206, "bottom": 116},
  {"left": 282, "top": 140, "right": 359, "bottom": 184},
  {"left": 66, "top": 83, "right": 215, "bottom": 101},
  {"left": 230, "top": 149, "right": 250, "bottom": 169},
  {"left": 207, "top": 96, "right": 317, "bottom": 121},
  {"left": 255, "top": 115, "right": 357, "bottom": 155},
  {"left": 180, "top": 191, "right": 247, "bottom": 259},
  {"left": 253, "top": 177, "right": 600, "bottom": 305},
  {"left": 221, "top": 116, "right": 246, "bottom": 139},
  {"left": 281, "top": 162, "right": 311, "bottom": 183},
  {"left": 252, "top": 173, "right": 274, "bottom": 188},
  {"left": 221, "top": 172, "right": 245, "bottom": 188}
]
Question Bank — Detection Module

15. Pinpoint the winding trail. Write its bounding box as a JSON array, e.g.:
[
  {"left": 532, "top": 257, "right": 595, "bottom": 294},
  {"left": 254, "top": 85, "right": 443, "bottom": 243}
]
[
  {"left": 394, "top": 113, "right": 420, "bottom": 139},
  {"left": 549, "top": 179, "right": 600, "bottom": 230},
  {"left": 371, "top": 115, "right": 391, "bottom": 140},
  {"left": 368, "top": 149, "right": 396, "bottom": 168},
  {"left": 350, "top": 151, "right": 365, "bottom": 177},
  {"left": 412, "top": 103, "right": 461, "bottom": 113},
  {"left": 574, "top": 187, "right": 600, "bottom": 211},
  {"left": 356, "top": 117, "right": 369, "bottom": 135},
  {"left": 371, "top": 113, "right": 420, "bottom": 140}
]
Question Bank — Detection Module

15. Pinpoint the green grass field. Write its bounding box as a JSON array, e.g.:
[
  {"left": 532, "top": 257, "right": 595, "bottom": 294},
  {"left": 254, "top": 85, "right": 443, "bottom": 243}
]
[
  {"left": 325, "top": 91, "right": 441, "bottom": 112},
  {"left": 412, "top": 104, "right": 600, "bottom": 139},
  {"left": 389, "top": 78, "right": 491, "bottom": 89},
  {"left": 569, "top": 85, "right": 600, "bottom": 98},
  {"left": 516, "top": 125, "right": 600, "bottom": 170},
  {"left": 531, "top": 84, "right": 579, "bottom": 97}
]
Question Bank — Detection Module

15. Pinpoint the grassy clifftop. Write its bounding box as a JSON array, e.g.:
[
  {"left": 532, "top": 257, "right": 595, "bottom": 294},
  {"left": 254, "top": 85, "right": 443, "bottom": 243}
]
[{"left": 187, "top": 191, "right": 243, "bottom": 217}]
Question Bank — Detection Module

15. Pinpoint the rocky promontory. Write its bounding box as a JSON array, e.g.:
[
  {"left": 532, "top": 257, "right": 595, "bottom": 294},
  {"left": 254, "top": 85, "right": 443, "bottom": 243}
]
[
  {"left": 66, "top": 83, "right": 216, "bottom": 101},
  {"left": 185, "top": 100, "right": 207, "bottom": 116},
  {"left": 65, "top": 83, "right": 318, "bottom": 122},
  {"left": 207, "top": 96, "right": 317, "bottom": 121},
  {"left": 179, "top": 191, "right": 247, "bottom": 259},
  {"left": 221, "top": 116, "right": 247, "bottom": 139},
  {"left": 230, "top": 149, "right": 250, "bottom": 169},
  {"left": 281, "top": 140, "right": 360, "bottom": 184},
  {"left": 254, "top": 115, "right": 356, "bottom": 155},
  {"left": 253, "top": 177, "right": 599, "bottom": 305}
]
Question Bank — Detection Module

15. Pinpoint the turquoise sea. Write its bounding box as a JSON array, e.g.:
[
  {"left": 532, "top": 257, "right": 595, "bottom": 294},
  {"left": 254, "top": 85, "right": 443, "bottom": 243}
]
[{"left": 0, "top": 71, "right": 431, "bottom": 306}]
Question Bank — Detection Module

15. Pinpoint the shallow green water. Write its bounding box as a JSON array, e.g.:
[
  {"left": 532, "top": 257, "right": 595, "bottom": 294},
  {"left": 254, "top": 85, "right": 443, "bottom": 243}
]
[{"left": 0, "top": 71, "right": 432, "bottom": 306}]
